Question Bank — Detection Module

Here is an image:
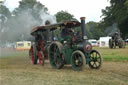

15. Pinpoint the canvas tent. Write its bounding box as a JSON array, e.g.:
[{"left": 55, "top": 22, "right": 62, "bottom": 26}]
[{"left": 99, "top": 37, "right": 111, "bottom": 47}]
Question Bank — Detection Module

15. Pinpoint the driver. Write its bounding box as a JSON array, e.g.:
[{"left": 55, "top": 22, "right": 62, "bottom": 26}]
[{"left": 61, "top": 27, "right": 74, "bottom": 38}]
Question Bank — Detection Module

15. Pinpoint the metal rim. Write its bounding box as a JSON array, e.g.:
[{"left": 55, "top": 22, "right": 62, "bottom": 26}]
[{"left": 89, "top": 50, "right": 102, "bottom": 69}]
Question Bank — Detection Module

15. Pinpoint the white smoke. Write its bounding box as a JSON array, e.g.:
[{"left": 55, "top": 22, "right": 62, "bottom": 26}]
[
  {"left": 0, "top": 6, "right": 56, "bottom": 47},
  {"left": 104, "top": 23, "right": 118, "bottom": 36},
  {"left": 39, "top": 10, "right": 56, "bottom": 25}
]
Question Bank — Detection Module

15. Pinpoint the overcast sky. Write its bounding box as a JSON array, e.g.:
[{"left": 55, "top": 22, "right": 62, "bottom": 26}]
[{"left": 4, "top": 0, "right": 110, "bottom": 22}]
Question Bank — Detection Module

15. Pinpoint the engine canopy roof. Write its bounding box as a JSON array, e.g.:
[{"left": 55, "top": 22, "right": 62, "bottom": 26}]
[{"left": 31, "top": 20, "right": 80, "bottom": 35}]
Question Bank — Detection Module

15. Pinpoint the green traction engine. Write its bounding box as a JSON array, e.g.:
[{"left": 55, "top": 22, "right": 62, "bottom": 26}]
[{"left": 48, "top": 17, "right": 103, "bottom": 71}]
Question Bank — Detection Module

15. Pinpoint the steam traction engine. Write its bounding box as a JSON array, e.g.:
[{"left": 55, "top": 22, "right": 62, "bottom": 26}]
[
  {"left": 109, "top": 32, "right": 125, "bottom": 48},
  {"left": 29, "top": 25, "right": 51, "bottom": 65},
  {"left": 48, "top": 17, "right": 103, "bottom": 71}
]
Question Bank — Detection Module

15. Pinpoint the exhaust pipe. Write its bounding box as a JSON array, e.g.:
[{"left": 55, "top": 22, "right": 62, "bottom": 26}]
[
  {"left": 45, "top": 20, "right": 51, "bottom": 25},
  {"left": 45, "top": 20, "right": 51, "bottom": 41},
  {"left": 80, "top": 17, "right": 88, "bottom": 40}
]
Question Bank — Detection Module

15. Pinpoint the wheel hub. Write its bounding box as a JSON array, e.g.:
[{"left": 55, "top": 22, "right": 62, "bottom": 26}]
[{"left": 75, "top": 60, "right": 79, "bottom": 65}]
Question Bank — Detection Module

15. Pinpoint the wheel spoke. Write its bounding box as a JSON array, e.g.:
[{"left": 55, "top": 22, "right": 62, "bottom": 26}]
[
  {"left": 92, "top": 62, "right": 95, "bottom": 67},
  {"left": 53, "top": 45, "right": 57, "bottom": 52},
  {"left": 94, "top": 62, "right": 97, "bottom": 67},
  {"left": 75, "top": 54, "right": 78, "bottom": 60},
  {"left": 92, "top": 53, "right": 94, "bottom": 58},
  {"left": 97, "top": 60, "right": 101, "bottom": 64},
  {"left": 78, "top": 56, "right": 82, "bottom": 62},
  {"left": 96, "top": 52, "right": 97, "bottom": 58},
  {"left": 97, "top": 56, "right": 100, "bottom": 59}
]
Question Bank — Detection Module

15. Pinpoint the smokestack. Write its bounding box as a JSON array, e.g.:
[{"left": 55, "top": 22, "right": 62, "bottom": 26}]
[
  {"left": 45, "top": 20, "right": 51, "bottom": 41},
  {"left": 45, "top": 20, "right": 51, "bottom": 25},
  {"left": 80, "top": 17, "right": 88, "bottom": 40}
]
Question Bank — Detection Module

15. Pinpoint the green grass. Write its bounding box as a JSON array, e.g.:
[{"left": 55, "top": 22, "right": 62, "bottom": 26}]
[
  {"left": 94, "top": 47, "right": 128, "bottom": 61},
  {"left": 0, "top": 47, "right": 128, "bottom": 62},
  {"left": 126, "top": 43, "right": 128, "bottom": 46}
]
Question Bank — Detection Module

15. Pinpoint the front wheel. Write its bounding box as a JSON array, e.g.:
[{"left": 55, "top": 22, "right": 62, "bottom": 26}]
[
  {"left": 38, "top": 51, "right": 45, "bottom": 65},
  {"left": 88, "top": 50, "right": 102, "bottom": 69},
  {"left": 71, "top": 50, "right": 86, "bottom": 71}
]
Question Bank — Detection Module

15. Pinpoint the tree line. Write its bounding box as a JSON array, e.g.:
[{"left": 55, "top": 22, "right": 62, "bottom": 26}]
[{"left": 0, "top": 0, "right": 127, "bottom": 45}]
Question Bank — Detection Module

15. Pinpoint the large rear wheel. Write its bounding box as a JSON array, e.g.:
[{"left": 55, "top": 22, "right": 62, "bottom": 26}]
[
  {"left": 71, "top": 50, "right": 86, "bottom": 71},
  {"left": 49, "top": 42, "right": 64, "bottom": 69},
  {"left": 109, "top": 39, "right": 113, "bottom": 48},
  {"left": 118, "top": 39, "right": 123, "bottom": 48}
]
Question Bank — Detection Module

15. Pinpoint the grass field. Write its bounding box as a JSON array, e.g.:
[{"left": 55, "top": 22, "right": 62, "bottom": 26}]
[
  {"left": 0, "top": 47, "right": 128, "bottom": 85},
  {"left": 94, "top": 47, "right": 128, "bottom": 61}
]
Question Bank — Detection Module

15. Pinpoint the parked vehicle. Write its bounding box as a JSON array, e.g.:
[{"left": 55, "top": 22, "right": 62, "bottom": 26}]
[{"left": 88, "top": 39, "right": 98, "bottom": 46}]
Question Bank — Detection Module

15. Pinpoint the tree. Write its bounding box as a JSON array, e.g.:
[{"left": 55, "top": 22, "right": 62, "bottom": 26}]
[
  {"left": 86, "top": 21, "right": 104, "bottom": 40},
  {"left": 0, "top": 5, "right": 11, "bottom": 44},
  {"left": 13, "top": 0, "right": 48, "bottom": 23},
  {"left": 0, "top": 5, "right": 11, "bottom": 26},
  {"left": 55, "top": 11, "right": 76, "bottom": 22},
  {"left": 0, "top": 5, "right": 11, "bottom": 18},
  {"left": 0, "top": 0, "right": 49, "bottom": 44},
  {"left": 101, "top": 0, "right": 128, "bottom": 38}
]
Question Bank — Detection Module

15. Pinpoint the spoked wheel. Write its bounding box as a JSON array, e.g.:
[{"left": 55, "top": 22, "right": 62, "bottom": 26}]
[
  {"left": 89, "top": 50, "right": 102, "bottom": 69},
  {"left": 49, "top": 42, "right": 64, "bottom": 69},
  {"left": 71, "top": 50, "right": 86, "bottom": 71},
  {"left": 30, "top": 44, "right": 38, "bottom": 64},
  {"left": 38, "top": 51, "right": 44, "bottom": 65}
]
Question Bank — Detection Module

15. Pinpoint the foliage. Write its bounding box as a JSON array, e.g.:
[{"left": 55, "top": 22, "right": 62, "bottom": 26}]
[
  {"left": 101, "top": 0, "right": 128, "bottom": 38},
  {"left": 0, "top": 5, "right": 11, "bottom": 44},
  {"left": 0, "top": 0, "right": 49, "bottom": 44},
  {"left": 0, "top": 5, "right": 11, "bottom": 24},
  {"left": 0, "top": 5, "right": 11, "bottom": 18},
  {"left": 13, "top": 0, "right": 48, "bottom": 23},
  {"left": 55, "top": 11, "right": 76, "bottom": 22},
  {"left": 86, "top": 21, "right": 104, "bottom": 40}
]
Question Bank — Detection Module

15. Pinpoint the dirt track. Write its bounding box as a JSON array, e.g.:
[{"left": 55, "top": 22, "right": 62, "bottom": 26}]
[{"left": 0, "top": 55, "right": 128, "bottom": 85}]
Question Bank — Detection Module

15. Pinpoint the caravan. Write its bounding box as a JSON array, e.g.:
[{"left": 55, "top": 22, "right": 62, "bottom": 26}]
[{"left": 16, "top": 41, "right": 31, "bottom": 50}]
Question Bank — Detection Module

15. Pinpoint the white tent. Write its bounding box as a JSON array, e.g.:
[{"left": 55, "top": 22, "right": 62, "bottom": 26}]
[{"left": 99, "top": 37, "right": 111, "bottom": 47}]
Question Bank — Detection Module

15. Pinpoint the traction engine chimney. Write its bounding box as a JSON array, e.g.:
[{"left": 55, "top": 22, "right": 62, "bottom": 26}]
[{"left": 80, "top": 17, "right": 88, "bottom": 40}]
